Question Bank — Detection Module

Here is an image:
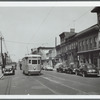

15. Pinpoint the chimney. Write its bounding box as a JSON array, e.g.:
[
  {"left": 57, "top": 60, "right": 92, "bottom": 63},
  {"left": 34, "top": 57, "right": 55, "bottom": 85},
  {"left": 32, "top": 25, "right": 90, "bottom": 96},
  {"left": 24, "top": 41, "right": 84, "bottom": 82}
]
[
  {"left": 70, "top": 28, "right": 75, "bottom": 33},
  {"left": 55, "top": 37, "right": 57, "bottom": 47}
]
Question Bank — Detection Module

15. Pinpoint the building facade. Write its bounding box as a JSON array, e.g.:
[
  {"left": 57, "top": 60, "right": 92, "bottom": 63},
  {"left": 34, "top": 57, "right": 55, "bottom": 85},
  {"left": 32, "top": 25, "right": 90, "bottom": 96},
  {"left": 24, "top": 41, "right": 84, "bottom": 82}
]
[
  {"left": 46, "top": 48, "right": 56, "bottom": 67},
  {"left": 55, "top": 7, "right": 100, "bottom": 70},
  {"left": 65, "top": 33, "right": 78, "bottom": 66},
  {"left": 33, "top": 47, "right": 55, "bottom": 67},
  {"left": 77, "top": 24, "right": 99, "bottom": 68},
  {"left": 56, "top": 29, "right": 77, "bottom": 66}
]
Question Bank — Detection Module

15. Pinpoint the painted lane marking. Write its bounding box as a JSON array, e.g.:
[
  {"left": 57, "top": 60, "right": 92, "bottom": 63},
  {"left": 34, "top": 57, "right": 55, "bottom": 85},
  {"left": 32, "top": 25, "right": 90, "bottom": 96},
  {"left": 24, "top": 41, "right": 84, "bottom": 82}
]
[
  {"left": 36, "top": 79, "right": 59, "bottom": 95},
  {"left": 40, "top": 76, "right": 88, "bottom": 95},
  {"left": 44, "top": 72, "right": 100, "bottom": 89},
  {"left": 41, "top": 76, "right": 60, "bottom": 84},
  {"left": 46, "top": 74, "right": 66, "bottom": 81}
]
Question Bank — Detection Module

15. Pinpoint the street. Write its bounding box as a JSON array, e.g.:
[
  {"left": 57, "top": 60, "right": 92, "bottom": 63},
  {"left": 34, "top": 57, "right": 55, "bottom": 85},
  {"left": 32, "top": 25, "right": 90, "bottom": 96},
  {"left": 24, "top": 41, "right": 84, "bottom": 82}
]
[{"left": 0, "top": 66, "right": 100, "bottom": 95}]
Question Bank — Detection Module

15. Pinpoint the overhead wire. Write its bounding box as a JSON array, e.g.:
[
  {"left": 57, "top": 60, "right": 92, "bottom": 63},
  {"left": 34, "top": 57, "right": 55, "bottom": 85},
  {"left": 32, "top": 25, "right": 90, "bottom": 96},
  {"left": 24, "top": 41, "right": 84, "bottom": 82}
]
[
  {"left": 60, "top": 7, "right": 94, "bottom": 32},
  {"left": 5, "top": 40, "right": 49, "bottom": 45},
  {"left": 28, "top": 7, "right": 54, "bottom": 45},
  {"left": 0, "top": 7, "right": 94, "bottom": 56}
]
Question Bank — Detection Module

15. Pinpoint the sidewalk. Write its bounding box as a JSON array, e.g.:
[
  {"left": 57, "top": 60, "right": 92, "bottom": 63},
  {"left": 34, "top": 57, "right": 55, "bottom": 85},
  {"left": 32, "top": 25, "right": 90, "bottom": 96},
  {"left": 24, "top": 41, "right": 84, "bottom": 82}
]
[{"left": 0, "top": 69, "right": 3, "bottom": 79}]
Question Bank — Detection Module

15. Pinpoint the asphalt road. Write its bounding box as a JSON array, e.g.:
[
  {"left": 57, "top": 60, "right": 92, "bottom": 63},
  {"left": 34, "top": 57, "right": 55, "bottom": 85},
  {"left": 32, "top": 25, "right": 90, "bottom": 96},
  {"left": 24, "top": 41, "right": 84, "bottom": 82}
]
[{"left": 0, "top": 67, "right": 100, "bottom": 95}]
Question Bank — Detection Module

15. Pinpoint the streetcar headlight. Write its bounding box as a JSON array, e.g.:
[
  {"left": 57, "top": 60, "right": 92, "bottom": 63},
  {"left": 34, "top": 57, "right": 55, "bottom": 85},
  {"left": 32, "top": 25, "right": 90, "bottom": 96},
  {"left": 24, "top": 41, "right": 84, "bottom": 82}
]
[{"left": 34, "top": 67, "right": 36, "bottom": 70}]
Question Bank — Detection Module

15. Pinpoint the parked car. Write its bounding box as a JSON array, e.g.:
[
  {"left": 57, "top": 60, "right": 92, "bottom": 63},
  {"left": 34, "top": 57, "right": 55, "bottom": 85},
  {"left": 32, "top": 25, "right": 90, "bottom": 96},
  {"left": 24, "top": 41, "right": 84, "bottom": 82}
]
[
  {"left": 55, "top": 63, "right": 67, "bottom": 73},
  {"left": 11, "top": 62, "right": 17, "bottom": 70},
  {"left": 66, "top": 62, "right": 77, "bottom": 74},
  {"left": 75, "top": 63, "right": 99, "bottom": 77},
  {"left": 41, "top": 65, "right": 45, "bottom": 70},
  {"left": 3, "top": 64, "right": 15, "bottom": 75},
  {"left": 45, "top": 65, "right": 53, "bottom": 71}
]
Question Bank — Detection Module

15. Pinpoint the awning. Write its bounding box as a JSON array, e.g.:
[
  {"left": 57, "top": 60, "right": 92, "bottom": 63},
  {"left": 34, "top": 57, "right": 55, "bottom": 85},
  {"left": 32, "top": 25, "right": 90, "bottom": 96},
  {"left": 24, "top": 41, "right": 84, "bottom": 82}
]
[{"left": 77, "top": 48, "right": 100, "bottom": 54}]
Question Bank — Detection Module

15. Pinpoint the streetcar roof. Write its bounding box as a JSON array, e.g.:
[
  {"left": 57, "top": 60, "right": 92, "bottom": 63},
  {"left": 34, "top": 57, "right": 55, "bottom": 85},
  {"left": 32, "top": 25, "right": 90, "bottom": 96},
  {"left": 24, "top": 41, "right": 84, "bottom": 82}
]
[{"left": 24, "top": 54, "right": 41, "bottom": 58}]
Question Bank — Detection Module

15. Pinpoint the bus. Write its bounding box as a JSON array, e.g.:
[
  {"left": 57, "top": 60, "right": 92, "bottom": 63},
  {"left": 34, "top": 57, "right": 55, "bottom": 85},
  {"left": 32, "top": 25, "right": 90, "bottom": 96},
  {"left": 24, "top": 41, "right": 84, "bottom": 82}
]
[{"left": 22, "top": 54, "right": 41, "bottom": 75}]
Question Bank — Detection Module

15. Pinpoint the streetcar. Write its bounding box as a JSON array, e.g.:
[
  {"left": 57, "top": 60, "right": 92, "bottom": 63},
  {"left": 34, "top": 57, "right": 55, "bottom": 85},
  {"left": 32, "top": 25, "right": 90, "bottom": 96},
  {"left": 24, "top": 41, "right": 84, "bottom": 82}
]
[{"left": 22, "top": 54, "right": 41, "bottom": 75}]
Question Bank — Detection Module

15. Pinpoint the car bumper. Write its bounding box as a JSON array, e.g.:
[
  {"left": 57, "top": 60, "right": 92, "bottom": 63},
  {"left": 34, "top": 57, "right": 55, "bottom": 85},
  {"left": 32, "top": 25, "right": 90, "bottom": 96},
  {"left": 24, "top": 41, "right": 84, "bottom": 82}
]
[
  {"left": 46, "top": 69, "right": 53, "bottom": 71},
  {"left": 28, "top": 70, "right": 41, "bottom": 74},
  {"left": 87, "top": 72, "right": 98, "bottom": 76},
  {"left": 4, "top": 71, "right": 13, "bottom": 74}
]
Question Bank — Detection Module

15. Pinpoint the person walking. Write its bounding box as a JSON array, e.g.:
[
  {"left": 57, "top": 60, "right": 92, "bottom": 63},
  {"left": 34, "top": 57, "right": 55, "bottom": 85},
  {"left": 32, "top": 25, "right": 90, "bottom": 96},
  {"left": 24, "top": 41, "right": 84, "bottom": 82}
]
[{"left": 20, "top": 63, "right": 22, "bottom": 70}]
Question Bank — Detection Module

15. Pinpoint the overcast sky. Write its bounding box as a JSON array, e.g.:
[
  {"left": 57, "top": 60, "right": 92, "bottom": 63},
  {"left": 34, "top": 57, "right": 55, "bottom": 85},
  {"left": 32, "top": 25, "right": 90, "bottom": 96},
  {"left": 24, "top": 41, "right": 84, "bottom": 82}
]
[{"left": 0, "top": 5, "right": 97, "bottom": 62}]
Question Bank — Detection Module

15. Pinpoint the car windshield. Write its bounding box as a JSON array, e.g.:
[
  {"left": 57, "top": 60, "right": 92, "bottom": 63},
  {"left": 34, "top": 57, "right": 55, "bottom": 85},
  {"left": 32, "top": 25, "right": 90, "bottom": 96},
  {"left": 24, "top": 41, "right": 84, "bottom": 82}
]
[
  {"left": 5, "top": 65, "right": 12, "bottom": 69},
  {"left": 86, "top": 64, "right": 96, "bottom": 69},
  {"left": 55, "top": 63, "right": 63, "bottom": 68}
]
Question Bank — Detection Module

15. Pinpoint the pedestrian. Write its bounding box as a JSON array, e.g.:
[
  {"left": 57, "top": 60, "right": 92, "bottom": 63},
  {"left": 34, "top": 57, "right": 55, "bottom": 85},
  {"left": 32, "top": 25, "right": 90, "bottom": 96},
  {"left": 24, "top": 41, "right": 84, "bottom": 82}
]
[{"left": 20, "top": 63, "right": 22, "bottom": 70}]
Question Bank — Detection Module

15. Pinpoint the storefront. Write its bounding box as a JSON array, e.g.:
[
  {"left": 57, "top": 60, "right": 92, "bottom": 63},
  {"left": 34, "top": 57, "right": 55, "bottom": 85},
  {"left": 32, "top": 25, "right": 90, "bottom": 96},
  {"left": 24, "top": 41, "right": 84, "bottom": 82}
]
[{"left": 77, "top": 49, "right": 100, "bottom": 69}]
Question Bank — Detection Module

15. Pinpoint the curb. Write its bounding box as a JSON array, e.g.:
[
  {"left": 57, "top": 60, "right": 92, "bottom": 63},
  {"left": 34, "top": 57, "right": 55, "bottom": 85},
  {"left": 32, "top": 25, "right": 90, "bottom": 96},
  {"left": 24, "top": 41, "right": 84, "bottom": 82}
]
[{"left": 0, "top": 74, "right": 4, "bottom": 79}]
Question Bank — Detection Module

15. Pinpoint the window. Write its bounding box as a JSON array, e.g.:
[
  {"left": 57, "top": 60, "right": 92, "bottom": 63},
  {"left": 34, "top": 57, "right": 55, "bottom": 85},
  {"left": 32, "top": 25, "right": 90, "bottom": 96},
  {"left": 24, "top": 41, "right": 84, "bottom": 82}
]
[
  {"left": 38, "top": 60, "right": 40, "bottom": 64},
  {"left": 29, "top": 60, "right": 31, "bottom": 64},
  {"left": 71, "top": 43, "right": 73, "bottom": 49},
  {"left": 80, "top": 41, "right": 82, "bottom": 51},
  {"left": 86, "top": 39, "right": 89, "bottom": 50},
  {"left": 78, "top": 42, "right": 81, "bottom": 51},
  {"left": 32, "top": 60, "right": 37, "bottom": 64},
  {"left": 94, "top": 36, "right": 97, "bottom": 47},
  {"left": 73, "top": 43, "right": 75, "bottom": 49}
]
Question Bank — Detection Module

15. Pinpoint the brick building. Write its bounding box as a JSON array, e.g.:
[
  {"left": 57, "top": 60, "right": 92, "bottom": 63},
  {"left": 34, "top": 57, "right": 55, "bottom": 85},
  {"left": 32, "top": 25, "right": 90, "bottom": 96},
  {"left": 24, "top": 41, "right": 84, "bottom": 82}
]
[
  {"left": 77, "top": 24, "right": 99, "bottom": 67},
  {"left": 56, "top": 29, "right": 77, "bottom": 65},
  {"left": 55, "top": 7, "right": 100, "bottom": 70}
]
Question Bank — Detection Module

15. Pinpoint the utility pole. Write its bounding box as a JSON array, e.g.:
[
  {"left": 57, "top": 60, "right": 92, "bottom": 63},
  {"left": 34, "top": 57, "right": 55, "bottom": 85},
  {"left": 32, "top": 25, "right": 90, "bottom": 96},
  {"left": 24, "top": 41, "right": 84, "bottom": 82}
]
[
  {"left": 0, "top": 37, "right": 4, "bottom": 73},
  {"left": 1, "top": 37, "right": 2, "bottom": 55}
]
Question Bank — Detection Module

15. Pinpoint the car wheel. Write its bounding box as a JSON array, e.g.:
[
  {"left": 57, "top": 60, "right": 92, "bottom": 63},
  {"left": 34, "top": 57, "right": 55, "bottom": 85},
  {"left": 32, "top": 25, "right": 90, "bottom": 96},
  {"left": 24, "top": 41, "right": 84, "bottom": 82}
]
[
  {"left": 13, "top": 71, "right": 15, "bottom": 75},
  {"left": 69, "top": 70, "right": 72, "bottom": 74},
  {"left": 82, "top": 72, "right": 86, "bottom": 77},
  {"left": 75, "top": 71, "right": 78, "bottom": 75},
  {"left": 66, "top": 70, "right": 68, "bottom": 74},
  {"left": 60, "top": 69, "right": 63, "bottom": 73},
  {"left": 23, "top": 71, "right": 25, "bottom": 74}
]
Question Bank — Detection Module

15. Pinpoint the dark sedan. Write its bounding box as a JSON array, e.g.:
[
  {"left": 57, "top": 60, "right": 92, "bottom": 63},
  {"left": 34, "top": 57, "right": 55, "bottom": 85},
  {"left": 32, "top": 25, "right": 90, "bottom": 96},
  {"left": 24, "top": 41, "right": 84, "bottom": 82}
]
[
  {"left": 55, "top": 63, "right": 66, "bottom": 73},
  {"left": 66, "top": 62, "right": 77, "bottom": 74},
  {"left": 75, "top": 63, "right": 99, "bottom": 77}
]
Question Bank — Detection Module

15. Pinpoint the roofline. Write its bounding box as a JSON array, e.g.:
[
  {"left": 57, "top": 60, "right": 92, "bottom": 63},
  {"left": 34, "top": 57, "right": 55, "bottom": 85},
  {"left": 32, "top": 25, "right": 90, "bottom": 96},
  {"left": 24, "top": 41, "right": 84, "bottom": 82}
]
[
  {"left": 59, "top": 32, "right": 66, "bottom": 37},
  {"left": 37, "top": 47, "right": 54, "bottom": 49},
  {"left": 91, "top": 7, "right": 100, "bottom": 13},
  {"left": 25, "top": 54, "right": 41, "bottom": 58},
  {"left": 65, "top": 33, "right": 77, "bottom": 39},
  {"left": 76, "top": 24, "right": 99, "bottom": 37}
]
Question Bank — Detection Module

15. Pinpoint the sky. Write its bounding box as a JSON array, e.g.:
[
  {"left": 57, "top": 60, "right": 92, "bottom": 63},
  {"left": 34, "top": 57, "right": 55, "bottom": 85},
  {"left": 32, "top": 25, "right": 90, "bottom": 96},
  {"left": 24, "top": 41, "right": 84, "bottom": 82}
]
[{"left": 0, "top": 3, "right": 98, "bottom": 62}]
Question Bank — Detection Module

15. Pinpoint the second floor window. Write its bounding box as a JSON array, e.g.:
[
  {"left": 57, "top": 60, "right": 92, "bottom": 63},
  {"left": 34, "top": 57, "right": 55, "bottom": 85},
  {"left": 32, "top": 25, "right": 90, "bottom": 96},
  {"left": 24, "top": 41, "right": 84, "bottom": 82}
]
[
  {"left": 89, "top": 38, "right": 92, "bottom": 49},
  {"left": 86, "top": 39, "right": 89, "bottom": 50},
  {"left": 94, "top": 36, "right": 97, "bottom": 48}
]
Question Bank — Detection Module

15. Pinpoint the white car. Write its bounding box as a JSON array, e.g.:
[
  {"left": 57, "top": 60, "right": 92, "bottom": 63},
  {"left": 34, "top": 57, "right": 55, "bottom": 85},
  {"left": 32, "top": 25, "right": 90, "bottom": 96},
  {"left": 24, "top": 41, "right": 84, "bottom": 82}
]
[{"left": 45, "top": 65, "right": 53, "bottom": 71}]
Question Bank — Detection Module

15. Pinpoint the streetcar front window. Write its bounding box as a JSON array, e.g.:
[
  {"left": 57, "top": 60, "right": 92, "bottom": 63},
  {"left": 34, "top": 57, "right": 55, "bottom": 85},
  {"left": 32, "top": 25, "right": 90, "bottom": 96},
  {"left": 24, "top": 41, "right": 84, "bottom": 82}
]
[
  {"left": 32, "top": 60, "right": 37, "bottom": 64},
  {"left": 29, "top": 60, "right": 31, "bottom": 64},
  {"left": 38, "top": 60, "right": 40, "bottom": 64}
]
